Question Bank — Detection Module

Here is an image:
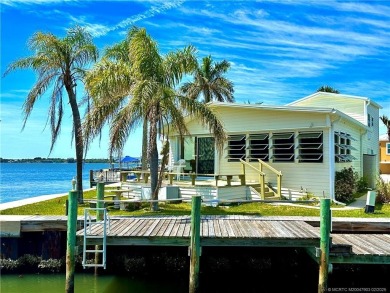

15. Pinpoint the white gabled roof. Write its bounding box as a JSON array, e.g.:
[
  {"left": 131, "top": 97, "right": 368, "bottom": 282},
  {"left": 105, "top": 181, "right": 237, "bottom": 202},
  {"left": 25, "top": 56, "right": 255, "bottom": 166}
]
[
  {"left": 207, "top": 101, "right": 368, "bottom": 130},
  {"left": 287, "top": 92, "right": 382, "bottom": 109},
  {"left": 380, "top": 134, "right": 389, "bottom": 141}
]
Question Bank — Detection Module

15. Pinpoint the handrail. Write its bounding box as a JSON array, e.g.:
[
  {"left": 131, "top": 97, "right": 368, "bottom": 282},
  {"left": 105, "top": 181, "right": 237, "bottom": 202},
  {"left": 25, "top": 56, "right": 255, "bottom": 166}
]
[
  {"left": 239, "top": 159, "right": 265, "bottom": 175},
  {"left": 257, "top": 159, "right": 283, "bottom": 198},
  {"left": 257, "top": 159, "right": 282, "bottom": 176},
  {"left": 240, "top": 159, "right": 266, "bottom": 199}
]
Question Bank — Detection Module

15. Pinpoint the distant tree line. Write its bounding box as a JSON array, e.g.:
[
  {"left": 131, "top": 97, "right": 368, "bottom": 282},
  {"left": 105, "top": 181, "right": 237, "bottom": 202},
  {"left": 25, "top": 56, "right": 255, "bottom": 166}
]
[{"left": 0, "top": 158, "right": 109, "bottom": 163}]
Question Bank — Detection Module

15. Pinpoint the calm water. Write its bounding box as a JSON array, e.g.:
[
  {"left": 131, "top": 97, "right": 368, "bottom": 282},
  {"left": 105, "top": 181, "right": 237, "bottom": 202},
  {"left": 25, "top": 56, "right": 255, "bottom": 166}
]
[
  {"left": 0, "top": 274, "right": 185, "bottom": 293},
  {"left": 0, "top": 163, "right": 110, "bottom": 203}
]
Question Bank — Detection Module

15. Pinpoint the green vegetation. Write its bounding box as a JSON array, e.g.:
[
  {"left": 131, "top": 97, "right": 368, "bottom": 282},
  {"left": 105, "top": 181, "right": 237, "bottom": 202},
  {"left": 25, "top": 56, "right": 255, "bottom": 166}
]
[
  {"left": 4, "top": 26, "right": 99, "bottom": 203},
  {"left": 376, "top": 177, "right": 390, "bottom": 204},
  {"left": 335, "top": 167, "right": 357, "bottom": 203},
  {"left": 180, "top": 55, "right": 234, "bottom": 103},
  {"left": 334, "top": 167, "right": 372, "bottom": 204},
  {"left": 317, "top": 85, "right": 339, "bottom": 94},
  {"left": 84, "top": 27, "right": 227, "bottom": 212},
  {"left": 1, "top": 188, "right": 389, "bottom": 218}
]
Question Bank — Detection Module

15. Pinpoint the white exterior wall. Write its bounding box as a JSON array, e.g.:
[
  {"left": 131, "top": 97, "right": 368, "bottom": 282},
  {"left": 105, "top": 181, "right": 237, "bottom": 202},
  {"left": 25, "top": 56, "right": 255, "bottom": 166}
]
[
  {"left": 363, "top": 102, "right": 380, "bottom": 156},
  {"left": 291, "top": 93, "right": 365, "bottom": 124},
  {"left": 169, "top": 103, "right": 370, "bottom": 199},
  {"left": 216, "top": 107, "right": 327, "bottom": 132},
  {"left": 333, "top": 118, "right": 363, "bottom": 177},
  {"left": 214, "top": 107, "right": 332, "bottom": 197},
  {"left": 217, "top": 128, "right": 331, "bottom": 197}
]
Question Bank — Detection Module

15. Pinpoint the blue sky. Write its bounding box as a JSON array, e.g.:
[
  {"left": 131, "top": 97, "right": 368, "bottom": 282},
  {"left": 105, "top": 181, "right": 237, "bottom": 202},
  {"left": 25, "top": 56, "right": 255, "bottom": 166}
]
[{"left": 1, "top": 0, "right": 389, "bottom": 159}]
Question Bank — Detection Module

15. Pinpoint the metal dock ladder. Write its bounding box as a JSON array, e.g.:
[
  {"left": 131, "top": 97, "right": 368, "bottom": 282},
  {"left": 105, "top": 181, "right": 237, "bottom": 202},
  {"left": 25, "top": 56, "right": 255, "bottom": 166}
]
[{"left": 82, "top": 208, "right": 110, "bottom": 269}]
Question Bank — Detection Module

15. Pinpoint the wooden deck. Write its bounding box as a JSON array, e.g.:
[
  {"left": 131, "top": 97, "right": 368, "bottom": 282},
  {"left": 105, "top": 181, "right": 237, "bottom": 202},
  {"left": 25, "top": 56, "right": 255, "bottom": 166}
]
[
  {"left": 76, "top": 215, "right": 390, "bottom": 264},
  {"left": 328, "top": 233, "right": 390, "bottom": 264},
  {"left": 76, "top": 215, "right": 320, "bottom": 247},
  {"left": 1, "top": 215, "right": 389, "bottom": 264}
]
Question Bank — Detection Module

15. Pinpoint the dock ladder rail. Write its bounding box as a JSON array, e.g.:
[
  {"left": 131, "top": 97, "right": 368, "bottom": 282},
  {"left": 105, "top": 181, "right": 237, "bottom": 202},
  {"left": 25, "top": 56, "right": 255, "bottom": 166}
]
[{"left": 82, "top": 208, "right": 110, "bottom": 269}]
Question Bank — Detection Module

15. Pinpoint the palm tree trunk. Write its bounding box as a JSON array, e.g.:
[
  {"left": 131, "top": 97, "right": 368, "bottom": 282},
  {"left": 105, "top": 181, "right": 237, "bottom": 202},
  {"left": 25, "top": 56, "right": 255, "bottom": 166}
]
[
  {"left": 67, "top": 85, "right": 84, "bottom": 203},
  {"left": 141, "top": 118, "right": 148, "bottom": 170},
  {"left": 148, "top": 106, "right": 159, "bottom": 211}
]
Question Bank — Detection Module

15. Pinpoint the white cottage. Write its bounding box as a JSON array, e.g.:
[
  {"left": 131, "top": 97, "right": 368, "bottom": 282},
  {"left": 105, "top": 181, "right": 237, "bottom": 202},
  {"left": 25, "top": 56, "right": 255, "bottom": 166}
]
[{"left": 168, "top": 92, "right": 381, "bottom": 199}]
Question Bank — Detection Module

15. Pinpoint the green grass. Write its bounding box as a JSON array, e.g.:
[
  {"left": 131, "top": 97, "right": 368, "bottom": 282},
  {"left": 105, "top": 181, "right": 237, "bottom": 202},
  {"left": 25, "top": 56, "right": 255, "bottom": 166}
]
[{"left": 1, "top": 188, "right": 389, "bottom": 218}]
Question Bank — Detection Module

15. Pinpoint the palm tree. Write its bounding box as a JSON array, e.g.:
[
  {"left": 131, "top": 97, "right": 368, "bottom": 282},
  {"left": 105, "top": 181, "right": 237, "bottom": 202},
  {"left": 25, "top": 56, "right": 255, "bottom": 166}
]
[
  {"left": 84, "top": 27, "right": 226, "bottom": 211},
  {"left": 83, "top": 37, "right": 150, "bottom": 171},
  {"left": 181, "top": 55, "right": 234, "bottom": 103},
  {"left": 380, "top": 115, "right": 390, "bottom": 141},
  {"left": 317, "top": 85, "right": 340, "bottom": 94},
  {"left": 4, "top": 26, "right": 98, "bottom": 203}
]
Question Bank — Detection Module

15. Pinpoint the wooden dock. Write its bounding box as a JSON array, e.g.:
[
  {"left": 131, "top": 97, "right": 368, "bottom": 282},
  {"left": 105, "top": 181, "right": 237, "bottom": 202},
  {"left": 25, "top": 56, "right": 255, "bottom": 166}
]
[
  {"left": 75, "top": 215, "right": 390, "bottom": 265},
  {"left": 76, "top": 215, "right": 320, "bottom": 247},
  {"left": 1, "top": 215, "right": 389, "bottom": 265}
]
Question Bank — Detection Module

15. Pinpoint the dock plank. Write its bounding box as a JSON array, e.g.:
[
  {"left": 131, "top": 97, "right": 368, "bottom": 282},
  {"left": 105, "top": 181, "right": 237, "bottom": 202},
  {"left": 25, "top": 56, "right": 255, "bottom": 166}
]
[
  {"left": 150, "top": 218, "right": 168, "bottom": 237},
  {"left": 117, "top": 218, "right": 143, "bottom": 236},
  {"left": 163, "top": 218, "right": 177, "bottom": 237},
  {"left": 72, "top": 215, "right": 389, "bottom": 265},
  {"left": 346, "top": 234, "right": 389, "bottom": 255},
  {"left": 156, "top": 218, "right": 171, "bottom": 237}
]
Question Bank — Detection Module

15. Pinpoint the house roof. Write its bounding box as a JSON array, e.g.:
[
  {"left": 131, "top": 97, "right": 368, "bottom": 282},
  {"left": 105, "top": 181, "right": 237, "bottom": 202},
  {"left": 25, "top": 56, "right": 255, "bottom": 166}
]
[
  {"left": 207, "top": 101, "right": 369, "bottom": 131},
  {"left": 287, "top": 92, "right": 383, "bottom": 109},
  {"left": 380, "top": 134, "right": 389, "bottom": 141}
]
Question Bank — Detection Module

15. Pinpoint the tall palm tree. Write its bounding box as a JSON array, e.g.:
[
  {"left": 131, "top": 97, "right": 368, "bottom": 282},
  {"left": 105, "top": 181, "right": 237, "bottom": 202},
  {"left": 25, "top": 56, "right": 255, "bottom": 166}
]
[
  {"left": 317, "top": 85, "right": 340, "bottom": 94},
  {"left": 4, "top": 26, "right": 98, "bottom": 203},
  {"left": 380, "top": 115, "right": 390, "bottom": 141},
  {"left": 84, "top": 27, "right": 226, "bottom": 211},
  {"left": 181, "top": 55, "right": 234, "bottom": 103},
  {"left": 83, "top": 37, "right": 150, "bottom": 170}
]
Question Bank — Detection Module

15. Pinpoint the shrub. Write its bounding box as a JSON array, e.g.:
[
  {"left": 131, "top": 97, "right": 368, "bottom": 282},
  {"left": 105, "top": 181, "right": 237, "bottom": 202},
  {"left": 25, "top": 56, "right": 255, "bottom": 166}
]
[
  {"left": 0, "top": 258, "right": 19, "bottom": 272},
  {"left": 376, "top": 177, "right": 390, "bottom": 204},
  {"left": 335, "top": 167, "right": 356, "bottom": 203},
  {"left": 38, "top": 258, "right": 63, "bottom": 273},
  {"left": 18, "top": 254, "right": 41, "bottom": 273},
  {"left": 356, "top": 176, "right": 369, "bottom": 192}
]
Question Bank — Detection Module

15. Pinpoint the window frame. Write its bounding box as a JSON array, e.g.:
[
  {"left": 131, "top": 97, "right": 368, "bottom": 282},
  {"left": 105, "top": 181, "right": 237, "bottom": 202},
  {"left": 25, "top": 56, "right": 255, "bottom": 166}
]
[
  {"left": 334, "top": 131, "right": 355, "bottom": 163},
  {"left": 297, "top": 131, "right": 323, "bottom": 163},
  {"left": 248, "top": 133, "right": 269, "bottom": 162},
  {"left": 226, "top": 134, "right": 246, "bottom": 162},
  {"left": 271, "top": 132, "right": 295, "bottom": 162}
]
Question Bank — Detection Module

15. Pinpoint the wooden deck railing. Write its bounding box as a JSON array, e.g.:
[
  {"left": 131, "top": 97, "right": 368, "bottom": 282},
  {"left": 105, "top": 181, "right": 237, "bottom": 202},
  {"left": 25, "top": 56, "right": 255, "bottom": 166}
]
[
  {"left": 239, "top": 159, "right": 266, "bottom": 199},
  {"left": 257, "top": 159, "right": 283, "bottom": 198}
]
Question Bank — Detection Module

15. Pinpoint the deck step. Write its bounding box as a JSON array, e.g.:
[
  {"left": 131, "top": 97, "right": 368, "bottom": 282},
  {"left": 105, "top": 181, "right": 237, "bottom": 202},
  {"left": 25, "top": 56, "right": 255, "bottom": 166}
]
[
  {"left": 83, "top": 264, "right": 106, "bottom": 268},
  {"left": 85, "top": 250, "right": 104, "bottom": 253}
]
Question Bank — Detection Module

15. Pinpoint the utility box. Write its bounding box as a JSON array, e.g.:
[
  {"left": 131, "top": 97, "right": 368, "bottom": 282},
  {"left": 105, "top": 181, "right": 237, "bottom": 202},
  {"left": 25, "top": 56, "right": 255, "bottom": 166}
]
[
  {"left": 142, "top": 186, "right": 180, "bottom": 201},
  {"left": 141, "top": 187, "right": 152, "bottom": 200},
  {"left": 365, "top": 191, "right": 376, "bottom": 213},
  {"left": 163, "top": 186, "right": 180, "bottom": 200}
]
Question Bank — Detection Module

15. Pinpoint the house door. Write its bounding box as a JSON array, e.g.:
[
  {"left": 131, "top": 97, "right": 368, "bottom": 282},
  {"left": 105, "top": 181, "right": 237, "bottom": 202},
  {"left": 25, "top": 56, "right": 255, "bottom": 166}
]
[
  {"left": 197, "top": 137, "right": 215, "bottom": 174},
  {"left": 183, "top": 136, "right": 215, "bottom": 174}
]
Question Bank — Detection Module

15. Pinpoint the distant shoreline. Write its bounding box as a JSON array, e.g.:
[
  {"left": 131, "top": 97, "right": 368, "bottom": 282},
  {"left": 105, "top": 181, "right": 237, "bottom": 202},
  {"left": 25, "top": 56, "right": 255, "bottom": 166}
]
[{"left": 0, "top": 159, "right": 110, "bottom": 163}]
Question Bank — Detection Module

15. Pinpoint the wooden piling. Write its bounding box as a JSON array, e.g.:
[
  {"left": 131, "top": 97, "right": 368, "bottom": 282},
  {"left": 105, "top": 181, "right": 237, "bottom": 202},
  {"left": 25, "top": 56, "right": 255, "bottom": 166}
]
[
  {"left": 189, "top": 195, "right": 201, "bottom": 293},
  {"left": 65, "top": 190, "right": 78, "bottom": 293},
  {"left": 95, "top": 182, "right": 105, "bottom": 275},
  {"left": 318, "top": 198, "right": 331, "bottom": 293},
  {"left": 96, "top": 182, "right": 105, "bottom": 220},
  {"left": 89, "top": 170, "right": 94, "bottom": 188},
  {"left": 120, "top": 172, "right": 127, "bottom": 183}
]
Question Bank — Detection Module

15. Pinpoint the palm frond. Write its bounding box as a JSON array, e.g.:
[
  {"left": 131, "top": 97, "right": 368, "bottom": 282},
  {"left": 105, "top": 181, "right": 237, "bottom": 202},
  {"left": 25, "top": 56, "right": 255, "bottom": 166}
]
[
  {"left": 109, "top": 103, "right": 143, "bottom": 155},
  {"left": 177, "top": 95, "right": 226, "bottom": 153},
  {"left": 48, "top": 77, "right": 64, "bottom": 154},
  {"left": 22, "top": 72, "right": 58, "bottom": 129}
]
